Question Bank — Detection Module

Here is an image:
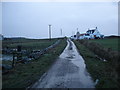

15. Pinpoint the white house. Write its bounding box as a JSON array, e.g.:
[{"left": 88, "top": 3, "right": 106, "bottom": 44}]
[
  {"left": 71, "top": 27, "right": 104, "bottom": 40},
  {"left": 70, "top": 31, "right": 80, "bottom": 40},
  {"left": 85, "top": 27, "right": 104, "bottom": 39},
  {"left": 76, "top": 31, "right": 80, "bottom": 39}
]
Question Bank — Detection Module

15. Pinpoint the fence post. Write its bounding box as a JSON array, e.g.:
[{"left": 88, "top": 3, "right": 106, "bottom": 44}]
[
  {"left": 17, "top": 45, "right": 22, "bottom": 61},
  {"left": 12, "top": 52, "right": 16, "bottom": 68}
]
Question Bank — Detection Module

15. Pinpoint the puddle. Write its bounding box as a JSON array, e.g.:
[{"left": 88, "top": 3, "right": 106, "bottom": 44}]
[
  {"left": 66, "top": 56, "right": 73, "bottom": 59},
  {"left": 1, "top": 54, "right": 13, "bottom": 61}
]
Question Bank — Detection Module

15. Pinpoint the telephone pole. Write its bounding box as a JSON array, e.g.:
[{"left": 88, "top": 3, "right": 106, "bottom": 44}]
[
  {"left": 49, "top": 25, "right": 52, "bottom": 40},
  {"left": 60, "top": 28, "right": 62, "bottom": 36}
]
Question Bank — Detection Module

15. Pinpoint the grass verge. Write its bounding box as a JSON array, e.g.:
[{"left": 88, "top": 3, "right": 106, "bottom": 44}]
[
  {"left": 89, "top": 38, "right": 120, "bottom": 51},
  {"left": 74, "top": 40, "right": 119, "bottom": 88},
  {"left": 2, "top": 38, "right": 67, "bottom": 88}
]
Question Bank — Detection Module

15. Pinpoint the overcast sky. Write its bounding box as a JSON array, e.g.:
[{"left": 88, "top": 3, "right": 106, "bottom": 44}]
[{"left": 2, "top": 2, "right": 118, "bottom": 39}]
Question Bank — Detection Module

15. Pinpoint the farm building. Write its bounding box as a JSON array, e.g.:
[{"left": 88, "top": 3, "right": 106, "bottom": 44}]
[
  {"left": 71, "top": 27, "right": 104, "bottom": 40},
  {"left": 71, "top": 31, "right": 80, "bottom": 40}
]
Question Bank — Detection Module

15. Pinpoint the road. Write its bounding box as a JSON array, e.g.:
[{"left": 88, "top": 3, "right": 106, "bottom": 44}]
[{"left": 32, "top": 39, "right": 95, "bottom": 88}]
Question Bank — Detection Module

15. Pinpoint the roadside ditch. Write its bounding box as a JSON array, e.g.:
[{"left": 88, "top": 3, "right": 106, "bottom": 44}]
[{"left": 74, "top": 40, "right": 119, "bottom": 88}]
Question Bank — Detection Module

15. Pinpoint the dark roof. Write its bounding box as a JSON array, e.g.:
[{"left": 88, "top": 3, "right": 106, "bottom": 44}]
[{"left": 87, "top": 30, "right": 95, "bottom": 34}]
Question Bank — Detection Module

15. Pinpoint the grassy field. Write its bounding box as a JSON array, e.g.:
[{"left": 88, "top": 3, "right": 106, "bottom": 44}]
[
  {"left": 74, "top": 40, "right": 119, "bottom": 88},
  {"left": 89, "top": 38, "right": 120, "bottom": 51},
  {"left": 2, "top": 38, "right": 67, "bottom": 88},
  {"left": 2, "top": 38, "right": 58, "bottom": 51}
]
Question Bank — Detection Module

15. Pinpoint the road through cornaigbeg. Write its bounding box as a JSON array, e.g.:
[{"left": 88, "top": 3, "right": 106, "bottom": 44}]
[{"left": 31, "top": 39, "right": 95, "bottom": 88}]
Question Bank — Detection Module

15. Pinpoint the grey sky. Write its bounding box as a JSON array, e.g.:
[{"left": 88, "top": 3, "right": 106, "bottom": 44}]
[{"left": 2, "top": 2, "right": 118, "bottom": 39}]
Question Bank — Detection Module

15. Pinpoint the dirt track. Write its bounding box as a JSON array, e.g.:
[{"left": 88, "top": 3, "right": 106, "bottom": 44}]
[{"left": 32, "top": 39, "right": 95, "bottom": 88}]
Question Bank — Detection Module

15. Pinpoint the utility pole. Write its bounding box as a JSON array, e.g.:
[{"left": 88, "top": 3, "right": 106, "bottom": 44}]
[
  {"left": 60, "top": 28, "right": 62, "bottom": 36},
  {"left": 49, "top": 25, "right": 51, "bottom": 40}
]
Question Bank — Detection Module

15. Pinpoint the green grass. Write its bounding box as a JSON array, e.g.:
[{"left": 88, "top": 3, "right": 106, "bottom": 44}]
[
  {"left": 2, "top": 38, "right": 58, "bottom": 51},
  {"left": 2, "top": 60, "right": 12, "bottom": 65},
  {"left": 89, "top": 38, "right": 120, "bottom": 51},
  {"left": 2, "top": 38, "right": 67, "bottom": 88},
  {"left": 2, "top": 39, "right": 58, "bottom": 50},
  {"left": 74, "top": 40, "right": 119, "bottom": 88}
]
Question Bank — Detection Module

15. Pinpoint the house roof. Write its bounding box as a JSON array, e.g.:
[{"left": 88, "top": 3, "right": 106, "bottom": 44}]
[
  {"left": 79, "top": 33, "right": 86, "bottom": 36},
  {"left": 87, "top": 30, "right": 95, "bottom": 34}
]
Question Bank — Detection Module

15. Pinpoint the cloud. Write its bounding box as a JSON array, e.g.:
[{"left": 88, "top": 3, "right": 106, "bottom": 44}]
[{"left": 2, "top": 2, "right": 118, "bottom": 38}]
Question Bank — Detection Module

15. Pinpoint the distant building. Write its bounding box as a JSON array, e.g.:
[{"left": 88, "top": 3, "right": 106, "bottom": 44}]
[
  {"left": 84, "top": 27, "right": 104, "bottom": 39},
  {"left": 0, "top": 34, "right": 4, "bottom": 40},
  {"left": 71, "top": 27, "right": 104, "bottom": 40},
  {"left": 79, "top": 33, "right": 86, "bottom": 39},
  {"left": 76, "top": 31, "right": 80, "bottom": 39}
]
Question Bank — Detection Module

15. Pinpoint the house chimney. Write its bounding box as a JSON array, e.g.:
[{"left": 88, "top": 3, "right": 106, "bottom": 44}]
[{"left": 77, "top": 28, "right": 78, "bottom": 32}]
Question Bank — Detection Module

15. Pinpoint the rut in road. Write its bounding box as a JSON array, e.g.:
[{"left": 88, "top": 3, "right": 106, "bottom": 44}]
[{"left": 32, "top": 39, "right": 95, "bottom": 88}]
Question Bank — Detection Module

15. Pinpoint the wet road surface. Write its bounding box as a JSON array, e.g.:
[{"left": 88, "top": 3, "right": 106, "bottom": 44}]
[{"left": 32, "top": 39, "right": 95, "bottom": 88}]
